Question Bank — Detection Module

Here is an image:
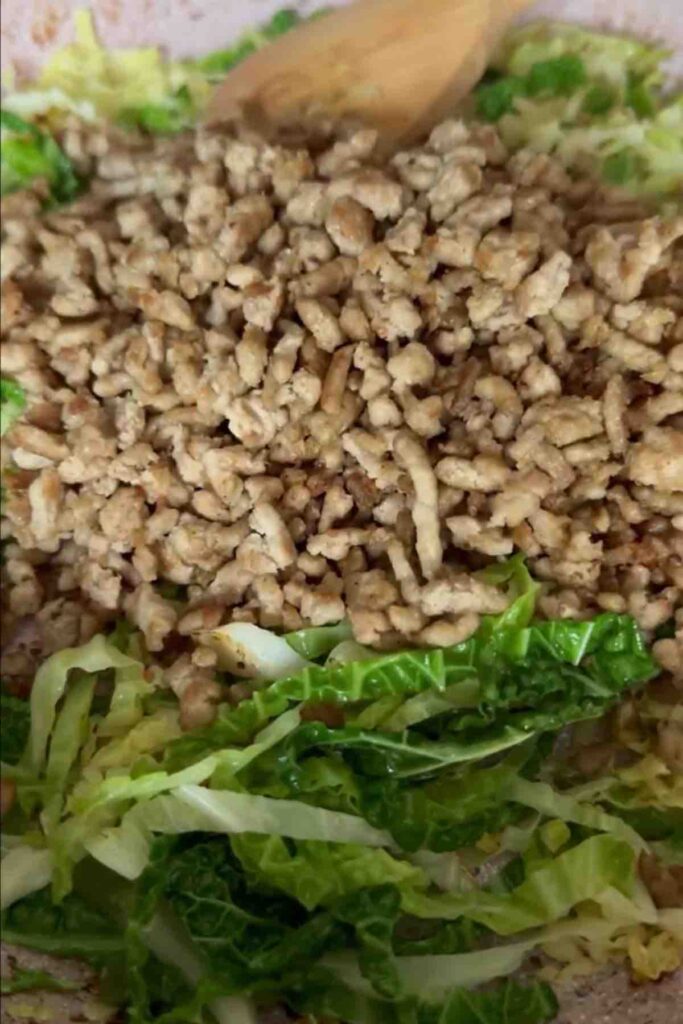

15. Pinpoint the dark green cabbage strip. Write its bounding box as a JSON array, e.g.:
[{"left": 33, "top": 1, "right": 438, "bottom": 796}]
[
  {"left": 0, "top": 110, "right": 81, "bottom": 204},
  {"left": 1, "top": 840, "right": 558, "bottom": 1023},
  {"left": 109, "top": 838, "right": 561, "bottom": 1024},
  {"left": 166, "top": 596, "right": 656, "bottom": 770},
  {"left": 0, "top": 378, "right": 26, "bottom": 437}
]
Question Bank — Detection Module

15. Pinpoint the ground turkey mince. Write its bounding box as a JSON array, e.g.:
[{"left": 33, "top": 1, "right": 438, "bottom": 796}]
[{"left": 1, "top": 114, "right": 682, "bottom": 721}]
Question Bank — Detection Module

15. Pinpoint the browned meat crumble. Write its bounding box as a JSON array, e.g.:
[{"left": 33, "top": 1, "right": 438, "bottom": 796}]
[{"left": 1, "top": 115, "right": 682, "bottom": 708}]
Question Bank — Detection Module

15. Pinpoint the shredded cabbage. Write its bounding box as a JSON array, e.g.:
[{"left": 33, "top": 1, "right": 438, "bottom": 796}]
[
  {"left": 231, "top": 833, "right": 427, "bottom": 910},
  {"left": 1, "top": 554, "right": 661, "bottom": 1022},
  {"left": 6, "top": 9, "right": 210, "bottom": 123},
  {"left": 102, "top": 784, "right": 391, "bottom": 857},
  {"left": 326, "top": 940, "right": 536, "bottom": 999},
  {"left": 0, "top": 595, "right": 666, "bottom": 1019},
  {"left": 200, "top": 621, "right": 311, "bottom": 679},
  {"left": 1, "top": 846, "right": 52, "bottom": 911},
  {"left": 22, "top": 633, "right": 149, "bottom": 777},
  {"left": 507, "top": 777, "right": 648, "bottom": 851},
  {"left": 1, "top": 7, "right": 307, "bottom": 130},
  {"left": 0, "top": 110, "right": 82, "bottom": 202},
  {"left": 0, "top": 377, "right": 27, "bottom": 435},
  {"left": 59, "top": 707, "right": 303, "bottom": 887},
  {"left": 476, "top": 22, "right": 683, "bottom": 197},
  {"left": 41, "top": 673, "right": 97, "bottom": 833},
  {"left": 403, "top": 834, "right": 636, "bottom": 933},
  {"left": 287, "top": 620, "right": 354, "bottom": 660}
]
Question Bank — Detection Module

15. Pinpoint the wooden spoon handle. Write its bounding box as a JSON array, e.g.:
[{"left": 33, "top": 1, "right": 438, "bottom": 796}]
[{"left": 207, "top": 0, "right": 534, "bottom": 145}]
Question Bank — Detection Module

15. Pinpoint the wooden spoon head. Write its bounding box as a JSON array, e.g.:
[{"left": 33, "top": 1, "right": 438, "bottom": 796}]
[{"left": 207, "top": 0, "right": 534, "bottom": 148}]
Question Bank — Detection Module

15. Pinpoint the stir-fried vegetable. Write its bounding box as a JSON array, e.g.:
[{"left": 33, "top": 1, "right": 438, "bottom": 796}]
[
  {"left": 475, "top": 22, "right": 683, "bottom": 196},
  {"left": 2, "top": 557, "right": 676, "bottom": 1022}
]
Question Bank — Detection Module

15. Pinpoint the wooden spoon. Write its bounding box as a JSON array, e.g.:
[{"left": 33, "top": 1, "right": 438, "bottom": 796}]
[{"left": 207, "top": 0, "right": 534, "bottom": 148}]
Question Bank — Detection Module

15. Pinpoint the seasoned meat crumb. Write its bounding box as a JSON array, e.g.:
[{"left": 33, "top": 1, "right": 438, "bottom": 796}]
[{"left": 1, "top": 115, "right": 682, "bottom": 669}]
